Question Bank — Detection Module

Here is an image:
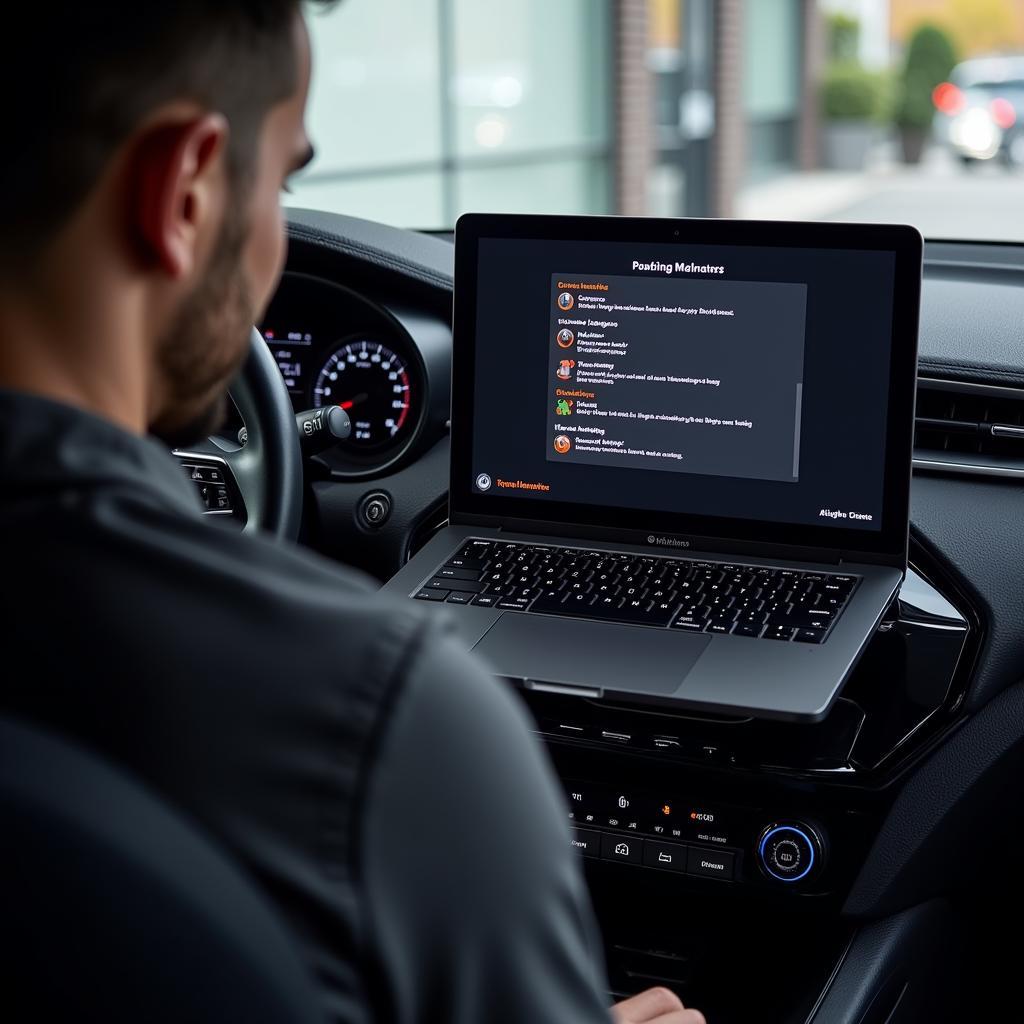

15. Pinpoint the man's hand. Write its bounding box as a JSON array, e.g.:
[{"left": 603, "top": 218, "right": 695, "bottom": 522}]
[{"left": 611, "top": 987, "right": 706, "bottom": 1024}]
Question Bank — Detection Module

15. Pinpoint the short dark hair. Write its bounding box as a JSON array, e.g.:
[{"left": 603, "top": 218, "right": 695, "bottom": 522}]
[{"left": 1, "top": 2, "right": 334, "bottom": 272}]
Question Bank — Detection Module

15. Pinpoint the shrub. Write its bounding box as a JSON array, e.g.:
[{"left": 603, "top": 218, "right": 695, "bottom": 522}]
[
  {"left": 822, "top": 62, "right": 884, "bottom": 121},
  {"left": 827, "top": 12, "right": 860, "bottom": 63},
  {"left": 894, "top": 23, "right": 958, "bottom": 129}
]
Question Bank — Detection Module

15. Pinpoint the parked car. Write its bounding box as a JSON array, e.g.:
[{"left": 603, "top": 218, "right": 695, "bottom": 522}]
[{"left": 933, "top": 55, "right": 1024, "bottom": 165}]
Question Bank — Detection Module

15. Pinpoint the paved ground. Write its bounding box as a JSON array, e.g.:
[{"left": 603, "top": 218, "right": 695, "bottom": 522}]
[{"left": 737, "top": 145, "right": 1024, "bottom": 242}]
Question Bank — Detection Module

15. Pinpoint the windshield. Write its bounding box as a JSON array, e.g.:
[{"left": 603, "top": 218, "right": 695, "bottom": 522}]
[{"left": 285, "top": 0, "right": 1024, "bottom": 241}]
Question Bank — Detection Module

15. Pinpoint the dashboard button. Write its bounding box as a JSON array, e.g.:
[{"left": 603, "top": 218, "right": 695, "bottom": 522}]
[
  {"left": 556, "top": 722, "right": 587, "bottom": 738},
  {"left": 686, "top": 847, "right": 735, "bottom": 880},
  {"left": 359, "top": 492, "right": 392, "bottom": 529},
  {"left": 650, "top": 734, "right": 681, "bottom": 750},
  {"left": 601, "top": 833, "right": 642, "bottom": 864},
  {"left": 758, "top": 823, "right": 820, "bottom": 883},
  {"left": 600, "top": 730, "right": 632, "bottom": 744},
  {"left": 642, "top": 840, "right": 688, "bottom": 872},
  {"left": 569, "top": 828, "right": 600, "bottom": 859}
]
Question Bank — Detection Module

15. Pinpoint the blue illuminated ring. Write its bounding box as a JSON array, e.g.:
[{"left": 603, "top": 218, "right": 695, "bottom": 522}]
[{"left": 759, "top": 825, "right": 815, "bottom": 883}]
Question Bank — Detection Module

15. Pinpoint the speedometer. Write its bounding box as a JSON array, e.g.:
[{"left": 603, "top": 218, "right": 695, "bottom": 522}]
[{"left": 311, "top": 339, "right": 413, "bottom": 448}]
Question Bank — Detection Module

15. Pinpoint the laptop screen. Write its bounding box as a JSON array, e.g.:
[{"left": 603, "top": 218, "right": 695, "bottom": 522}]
[{"left": 450, "top": 215, "right": 921, "bottom": 561}]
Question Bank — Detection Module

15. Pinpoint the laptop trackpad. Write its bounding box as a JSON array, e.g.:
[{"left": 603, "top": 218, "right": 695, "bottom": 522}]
[{"left": 471, "top": 614, "right": 711, "bottom": 695}]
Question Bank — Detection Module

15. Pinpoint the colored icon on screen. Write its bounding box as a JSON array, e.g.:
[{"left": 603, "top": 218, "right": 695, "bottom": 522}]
[
  {"left": 557, "top": 291, "right": 574, "bottom": 311},
  {"left": 556, "top": 329, "right": 575, "bottom": 348},
  {"left": 553, "top": 435, "right": 571, "bottom": 454},
  {"left": 556, "top": 359, "right": 575, "bottom": 381},
  {"left": 555, "top": 399, "right": 573, "bottom": 416}
]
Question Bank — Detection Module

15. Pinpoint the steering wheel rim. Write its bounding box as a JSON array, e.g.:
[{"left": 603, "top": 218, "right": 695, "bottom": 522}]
[{"left": 181, "top": 328, "right": 303, "bottom": 540}]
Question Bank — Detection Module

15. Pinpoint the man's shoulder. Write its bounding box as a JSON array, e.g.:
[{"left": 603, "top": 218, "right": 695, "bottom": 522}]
[
  {"left": 149, "top": 507, "right": 437, "bottom": 665},
  {"left": 9, "top": 482, "right": 439, "bottom": 682}
]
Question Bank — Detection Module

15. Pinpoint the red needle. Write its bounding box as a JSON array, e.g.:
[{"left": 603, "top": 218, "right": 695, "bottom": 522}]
[{"left": 339, "top": 400, "right": 354, "bottom": 410}]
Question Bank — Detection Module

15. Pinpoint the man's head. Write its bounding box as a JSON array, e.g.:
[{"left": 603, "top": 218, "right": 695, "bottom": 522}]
[{"left": 0, "top": 2, "right": 333, "bottom": 444}]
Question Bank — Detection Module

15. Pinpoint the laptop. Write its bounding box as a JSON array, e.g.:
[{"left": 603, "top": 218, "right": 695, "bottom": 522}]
[{"left": 383, "top": 214, "right": 922, "bottom": 723}]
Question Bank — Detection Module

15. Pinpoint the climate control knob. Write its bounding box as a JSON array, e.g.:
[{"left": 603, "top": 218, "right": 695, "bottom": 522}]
[{"left": 758, "top": 822, "right": 823, "bottom": 883}]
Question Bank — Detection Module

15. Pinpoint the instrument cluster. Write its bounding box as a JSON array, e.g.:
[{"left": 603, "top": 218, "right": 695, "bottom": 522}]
[{"left": 260, "top": 272, "right": 427, "bottom": 476}]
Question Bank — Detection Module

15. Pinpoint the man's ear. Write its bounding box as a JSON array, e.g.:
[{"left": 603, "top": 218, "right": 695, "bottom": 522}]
[{"left": 129, "top": 111, "right": 230, "bottom": 280}]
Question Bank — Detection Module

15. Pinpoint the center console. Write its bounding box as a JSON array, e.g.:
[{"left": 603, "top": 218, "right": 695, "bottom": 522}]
[{"left": 522, "top": 541, "right": 977, "bottom": 1022}]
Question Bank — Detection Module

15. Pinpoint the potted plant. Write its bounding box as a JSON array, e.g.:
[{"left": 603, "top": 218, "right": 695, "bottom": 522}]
[
  {"left": 894, "top": 23, "right": 957, "bottom": 164},
  {"left": 821, "top": 62, "right": 883, "bottom": 170}
]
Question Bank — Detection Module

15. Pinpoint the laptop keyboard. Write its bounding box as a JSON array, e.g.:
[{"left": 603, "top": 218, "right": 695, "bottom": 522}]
[{"left": 414, "top": 540, "right": 857, "bottom": 643}]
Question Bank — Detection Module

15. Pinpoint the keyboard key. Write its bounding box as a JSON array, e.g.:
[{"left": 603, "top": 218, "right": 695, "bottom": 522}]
[
  {"left": 415, "top": 588, "right": 448, "bottom": 601},
  {"left": 765, "top": 625, "right": 796, "bottom": 641},
  {"left": 704, "top": 621, "right": 734, "bottom": 635},
  {"left": 805, "top": 608, "right": 836, "bottom": 625},
  {"left": 428, "top": 577, "right": 484, "bottom": 593},
  {"left": 794, "top": 629, "right": 825, "bottom": 643},
  {"left": 567, "top": 581, "right": 594, "bottom": 595},
  {"left": 438, "top": 566, "right": 482, "bottom": 581},
  {"left": 471, "top": 593, "right": 498, "bottom": 607},
  {"left": 446, "top": 557, "right": 485, "bottom": 571},
  {"left": 445, "top": 591, "right": 473, "bottom": 604},
  {"left": 456, "top": 542, "right": 491, "bottom": 560},
  {"left": 671, "top": 616, "right": 705, "bottom": 631},
  {"left": 733, "top": 623, "right": 765, "bottom": 638},
  {"left": 823, "top": 581, "right": 853, "bottom": 595}
]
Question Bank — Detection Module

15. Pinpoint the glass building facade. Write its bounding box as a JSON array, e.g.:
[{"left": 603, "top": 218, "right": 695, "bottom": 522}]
[
  {"left": 288, "top": 0, "right": 613, "bottom": 228},
  {"left": 288, "top": 0, "right": 815, "bottom": 227}
]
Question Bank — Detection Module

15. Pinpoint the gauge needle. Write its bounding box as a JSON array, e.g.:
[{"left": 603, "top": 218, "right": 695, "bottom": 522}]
[{"left": 338, "top": 392, "right": 368, "bottom": 410}]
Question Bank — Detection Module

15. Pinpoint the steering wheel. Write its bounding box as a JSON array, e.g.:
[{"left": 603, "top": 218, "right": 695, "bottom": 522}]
[{"left": 176, "top": 328, "right": 303, "bottom": 541}]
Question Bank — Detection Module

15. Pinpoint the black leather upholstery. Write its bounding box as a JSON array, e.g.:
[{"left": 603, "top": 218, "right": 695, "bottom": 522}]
[
  {"left": 287, "top": 208, "right": 454, "bottom": 294},
  {"left": 0, "top": 715, "right": 323, "bottom": 1024},
  {"left": 810, "top": 901, "right": 959, "bottom": 1024}
]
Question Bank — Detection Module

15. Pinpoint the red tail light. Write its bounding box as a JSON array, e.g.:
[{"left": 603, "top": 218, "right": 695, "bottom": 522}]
[
  {"left": 933, "top": 81, "right": 965, "bottom": 115},
  {"left": 990, "top": 96, "right": 1017, "bottom": 129}
]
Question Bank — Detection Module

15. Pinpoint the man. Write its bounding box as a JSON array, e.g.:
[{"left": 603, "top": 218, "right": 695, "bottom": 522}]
[{"left": 0, "top": 4, "right": 705, "bottom": 1024}]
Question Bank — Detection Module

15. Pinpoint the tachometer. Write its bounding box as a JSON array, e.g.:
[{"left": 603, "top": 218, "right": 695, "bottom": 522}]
[{"left": 311, "top": 339, "right": 413, "bottom": 448}]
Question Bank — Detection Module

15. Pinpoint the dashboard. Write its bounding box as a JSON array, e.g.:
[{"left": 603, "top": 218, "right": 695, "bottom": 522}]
[
  {"left": 259, "top": 273, "right": 426, "bottom": 477},
  {"left": 254, "top": 270, "right": 451, "bottom": 483},
  {"left": 242, "top": 209, "right": 1024, "bottom": 1023}
]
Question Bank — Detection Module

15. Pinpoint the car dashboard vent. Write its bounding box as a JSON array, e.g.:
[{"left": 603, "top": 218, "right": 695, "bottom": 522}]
[{"left": 914, "top": 378, "right": 1024, "bottom": 478}]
